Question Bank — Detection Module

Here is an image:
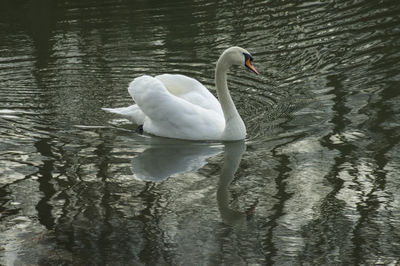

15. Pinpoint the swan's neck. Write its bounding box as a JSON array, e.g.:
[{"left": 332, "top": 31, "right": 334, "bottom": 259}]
[{"left": 215, "top": 58, "right": 246, "bottom": 140}]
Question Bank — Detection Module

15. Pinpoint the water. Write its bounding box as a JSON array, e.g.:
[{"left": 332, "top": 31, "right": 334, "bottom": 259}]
[{"left": 1, "top": 0, "right": 400, "bottom": 265}]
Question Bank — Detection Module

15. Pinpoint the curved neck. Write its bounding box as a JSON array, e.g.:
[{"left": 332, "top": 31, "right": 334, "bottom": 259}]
[
  {"left": 215, "top": 56, "right": 246, "bottom": 140},
  {"left": 215, "top": 60, "right": 239, "bottom": 120}
]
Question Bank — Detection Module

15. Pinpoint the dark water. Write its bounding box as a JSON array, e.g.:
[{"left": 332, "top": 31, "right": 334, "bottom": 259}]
[{"left": 1, "top": 0, "right": 400, "bottom": 265}]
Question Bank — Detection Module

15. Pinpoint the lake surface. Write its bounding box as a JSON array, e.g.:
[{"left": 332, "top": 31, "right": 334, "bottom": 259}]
[{"left": 1, "top": 0, "right": 400, "bottom": 265}]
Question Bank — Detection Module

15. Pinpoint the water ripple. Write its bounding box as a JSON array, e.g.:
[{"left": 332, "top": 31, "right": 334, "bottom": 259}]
[{"left": 1, "top": 0, "right": 400, "bottom": 265}]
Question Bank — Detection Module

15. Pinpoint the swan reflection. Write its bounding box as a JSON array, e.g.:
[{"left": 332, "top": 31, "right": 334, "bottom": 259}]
[
  {"left": 131, "top": 138, "right": 255, "bottom": 225},
  {"left": 131, "top": 138, "right": 222, "bottom": 182}
]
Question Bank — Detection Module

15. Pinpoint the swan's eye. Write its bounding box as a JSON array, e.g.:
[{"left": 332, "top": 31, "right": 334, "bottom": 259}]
[{"left": 243, "top": 53, "right": 253, "bottom": 64}]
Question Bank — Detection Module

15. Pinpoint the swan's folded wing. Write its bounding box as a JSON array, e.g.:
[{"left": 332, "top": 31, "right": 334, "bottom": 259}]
[
  {"left": 129, "top": 75, "right": 225, "bottom": 139},
  {"left": 155, "top": 74, "right": 223, "bottom": 115},
  {"left": 129, "top": 75, "right": 198, "bottom": 121}
]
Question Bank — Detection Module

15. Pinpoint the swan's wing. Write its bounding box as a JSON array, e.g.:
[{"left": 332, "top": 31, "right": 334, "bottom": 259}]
[
  {"left": 155, "top": 74, "right": 223, "bottom": 115},
  {"left": 102, "top": 104, "right": 145, "bottom": 125},
  {"left": 130, "top": 75, "right": 205, "bottom": 120},
  {"left": 130, "top": 75, "right": 224, "bottom": 140}
]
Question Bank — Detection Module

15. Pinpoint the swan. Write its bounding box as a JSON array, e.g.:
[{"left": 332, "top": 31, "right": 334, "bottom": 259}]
[{"left": 102, "top": 46, "right": 258, "bottom": 140}]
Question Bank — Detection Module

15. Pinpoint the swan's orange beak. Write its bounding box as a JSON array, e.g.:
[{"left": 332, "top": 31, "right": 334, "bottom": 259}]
[{"left": 245, "top": 58, "right": 259, "bottom": 75}]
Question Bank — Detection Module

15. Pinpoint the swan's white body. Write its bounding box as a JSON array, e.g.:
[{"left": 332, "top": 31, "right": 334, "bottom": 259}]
[{"left": 103, "top": 47, "right": 258, "bottom": 141}]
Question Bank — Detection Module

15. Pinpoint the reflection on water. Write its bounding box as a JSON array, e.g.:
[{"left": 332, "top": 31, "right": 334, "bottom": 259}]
[
  {"left": 131, "top": 138, "right": 222, "bottom": 182},
  {"left": 217, "top": 141, "right": 258, "bottom": 226},
  {"left": 1, "top": 0, "right": 400, "bottom": 265}
]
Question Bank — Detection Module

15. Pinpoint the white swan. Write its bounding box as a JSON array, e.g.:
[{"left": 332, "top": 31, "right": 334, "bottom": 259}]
[{"left": 103, "top": 46, "right": 258, "bottom": 140}]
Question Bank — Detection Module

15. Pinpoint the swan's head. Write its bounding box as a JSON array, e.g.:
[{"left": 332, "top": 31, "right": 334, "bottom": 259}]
[{"left": 219, "top": 46, "right": 259, "bottom": 75}]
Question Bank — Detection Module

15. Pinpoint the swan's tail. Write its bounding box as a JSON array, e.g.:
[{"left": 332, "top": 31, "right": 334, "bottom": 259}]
[{"left": 102, "top": 105, "right": 146, "bottom": 125}]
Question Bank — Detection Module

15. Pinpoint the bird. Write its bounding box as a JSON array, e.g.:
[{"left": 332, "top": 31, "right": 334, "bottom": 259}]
[{"left": 102, "top": 46, "right": 258, "bottom": 141}]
